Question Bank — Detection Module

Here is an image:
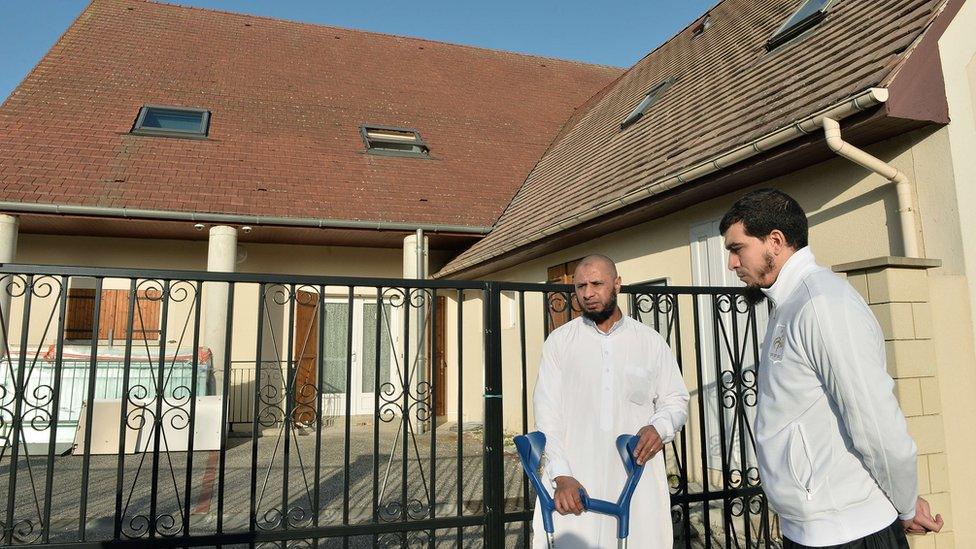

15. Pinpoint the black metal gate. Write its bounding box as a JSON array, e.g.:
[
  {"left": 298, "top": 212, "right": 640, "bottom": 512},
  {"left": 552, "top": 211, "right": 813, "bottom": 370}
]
[{"left": 0, "top": 264, "right": 777, "bottom": 547}]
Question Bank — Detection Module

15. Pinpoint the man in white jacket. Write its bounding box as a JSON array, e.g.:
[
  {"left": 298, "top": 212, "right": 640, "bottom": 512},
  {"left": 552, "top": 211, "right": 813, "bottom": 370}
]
[
  {"left": 720, "top": 189, "right": 943, "bottom": 548},
  {"left": 531, "top": 254, "right": 689, "bottom": 548}
]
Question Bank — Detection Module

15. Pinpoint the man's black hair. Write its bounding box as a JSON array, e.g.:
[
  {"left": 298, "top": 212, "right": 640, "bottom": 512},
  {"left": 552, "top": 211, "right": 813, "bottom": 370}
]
[{"left": 719, "top": 188, "right": 808, "bottom": 249}]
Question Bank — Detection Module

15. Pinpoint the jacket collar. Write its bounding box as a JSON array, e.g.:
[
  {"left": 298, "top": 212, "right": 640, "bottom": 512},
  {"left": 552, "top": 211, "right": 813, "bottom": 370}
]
[{"left": 761, "top": 246, "right": 819, "bottom": 308}]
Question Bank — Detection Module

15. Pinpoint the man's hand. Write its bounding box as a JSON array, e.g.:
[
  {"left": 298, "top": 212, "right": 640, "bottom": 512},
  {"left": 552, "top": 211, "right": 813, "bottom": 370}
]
[
  {"left": 902, "top": 497, "right": 944, "bottom": 535},
  {"left": 634, "top": 425, "right": 664, "bottom": 465},
  {"left": 553, "top": 476, "right": 585, "bottom": 515}
]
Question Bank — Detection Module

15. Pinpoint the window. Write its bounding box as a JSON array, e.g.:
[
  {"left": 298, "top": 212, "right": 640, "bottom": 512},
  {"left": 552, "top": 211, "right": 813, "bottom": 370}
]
[
  {"left": 132, "top": 105, "right": 210, "bottom": 137},
  {"left": 692, "top": 14, "right": 712, "bottom": 38},
  {"left": 766, "top": 0, "right": 832, "bottom": 51},
  {"left": 360, "top": 125, "right": 429, "bottom": 157},
  {"left": 546, "top": 258, "right": 583, "bottom": 332},
  {"left": 65, "top": 289, "right": 161, "bottom": 342},
  {"left": 620, "top": 77, "right": 676, "bottom": 129}
]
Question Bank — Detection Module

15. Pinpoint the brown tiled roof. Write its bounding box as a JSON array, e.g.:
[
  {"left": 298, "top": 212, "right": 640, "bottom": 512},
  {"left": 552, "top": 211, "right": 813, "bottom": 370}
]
[
  {"left": 438, "top": 0, "right": 948, "bottom": 276},
  {"left": 0, "top": 0, "right": 622, "bottom": 229}
]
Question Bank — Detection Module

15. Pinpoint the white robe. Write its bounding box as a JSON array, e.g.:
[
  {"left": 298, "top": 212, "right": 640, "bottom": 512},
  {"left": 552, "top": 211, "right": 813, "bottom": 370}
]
[{"left": 531, "top": 315, "right": 689, "bottom": 548}]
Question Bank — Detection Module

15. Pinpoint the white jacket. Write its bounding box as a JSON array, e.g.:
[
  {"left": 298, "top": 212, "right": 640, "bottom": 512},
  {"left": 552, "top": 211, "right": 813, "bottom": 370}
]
[{"left": 756, "top": 247, "right": 917, "bottom": 546}]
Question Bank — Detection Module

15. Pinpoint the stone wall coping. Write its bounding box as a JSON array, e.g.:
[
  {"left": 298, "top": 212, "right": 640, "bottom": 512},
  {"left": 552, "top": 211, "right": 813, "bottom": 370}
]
[{"left": 832, "top": 256, "right": 943, "bottom": 273}]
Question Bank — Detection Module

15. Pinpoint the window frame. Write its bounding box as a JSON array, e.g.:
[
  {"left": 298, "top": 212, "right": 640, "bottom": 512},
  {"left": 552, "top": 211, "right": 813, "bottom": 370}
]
[
  {"left": 131, "top": 105, "right": 211, "bottom": 139},
  {"left": 620, "top": 77, "right": 677, "bottom": 129},
  {"left": 360, "top": 124, "right": 430, "bottom": 158},
  {"left": 766, "top": 0, "right": 833, "bottom": 51}
]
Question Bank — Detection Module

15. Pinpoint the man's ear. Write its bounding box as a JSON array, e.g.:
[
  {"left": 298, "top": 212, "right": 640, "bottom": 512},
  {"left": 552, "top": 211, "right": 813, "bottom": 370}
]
[
  {"left": 768, "top": 229, "right": 787, "bottom": 254},
  {"left": 614, "top": 276, "right": 622, "bottom": 291}
]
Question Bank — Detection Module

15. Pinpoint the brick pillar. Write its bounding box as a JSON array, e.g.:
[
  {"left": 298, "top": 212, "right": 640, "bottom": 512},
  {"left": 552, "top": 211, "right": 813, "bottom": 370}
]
[{"left": 834, "top": 257, "right": 953, "bottom": 549}]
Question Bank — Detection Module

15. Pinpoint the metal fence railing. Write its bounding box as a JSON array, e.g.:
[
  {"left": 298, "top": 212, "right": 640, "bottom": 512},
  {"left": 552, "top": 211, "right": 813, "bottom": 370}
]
[{"left": 0, "top": 264, "right": 778, "bottom": 547}]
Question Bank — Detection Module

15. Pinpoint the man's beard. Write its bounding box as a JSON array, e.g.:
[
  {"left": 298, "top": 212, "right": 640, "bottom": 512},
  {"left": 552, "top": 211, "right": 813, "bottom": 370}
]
[
  {"left": 742, "top": 251, "right": 775, "bottom": 306},
  {"left": 582, "top": 292, "right": 618, "bottom": 323}
]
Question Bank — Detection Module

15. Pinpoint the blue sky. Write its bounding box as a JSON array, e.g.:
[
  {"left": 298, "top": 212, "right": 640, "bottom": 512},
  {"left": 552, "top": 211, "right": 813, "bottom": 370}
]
[{"left": 1, "top": 1, "right": 716, "bottom": 103}]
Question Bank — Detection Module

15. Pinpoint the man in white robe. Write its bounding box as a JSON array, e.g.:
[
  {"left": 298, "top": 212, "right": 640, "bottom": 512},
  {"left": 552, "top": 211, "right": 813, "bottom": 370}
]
[{"left": 531, "top": 254, "right": 689, "bottom": 548}]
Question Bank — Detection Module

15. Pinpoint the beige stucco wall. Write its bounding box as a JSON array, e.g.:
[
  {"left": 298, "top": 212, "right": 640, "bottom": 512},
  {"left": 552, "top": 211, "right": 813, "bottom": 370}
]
[{"left": 931, "top": 3, "right": 976, "bottom": 545}]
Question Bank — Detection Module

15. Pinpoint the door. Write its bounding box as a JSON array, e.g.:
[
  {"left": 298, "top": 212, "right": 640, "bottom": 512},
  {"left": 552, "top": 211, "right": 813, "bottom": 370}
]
[
  {"left": 309, "top": 298, "right": 398, "bottom": 417},
  {"left": 292, "top": 290, "right": 319, "bottom": 424},
  {"left": 690, "top": 220, "right": 767, "bottom": 472},
  {"left": 357, "top": 300, "right": 395, "bottom": 415}
]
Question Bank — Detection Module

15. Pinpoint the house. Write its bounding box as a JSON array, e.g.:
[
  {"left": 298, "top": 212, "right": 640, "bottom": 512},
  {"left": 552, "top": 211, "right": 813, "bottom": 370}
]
[
  {"left": 433, "top": 0, "right": 976, "bottom": 546},
  {"left": 1, "top": 0, "right": 974, "bottom": 546}
]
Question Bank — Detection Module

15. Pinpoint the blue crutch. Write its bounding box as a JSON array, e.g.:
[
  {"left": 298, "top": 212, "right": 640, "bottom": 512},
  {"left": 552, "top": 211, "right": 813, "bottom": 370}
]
[{"left": 514, "top": 431, "right": 646, "bottom": 549}]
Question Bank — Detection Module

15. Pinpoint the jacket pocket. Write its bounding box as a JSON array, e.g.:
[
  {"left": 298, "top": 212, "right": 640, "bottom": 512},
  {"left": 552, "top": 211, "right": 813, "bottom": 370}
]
[{"left": 787, "top": 423, "right": 827, "bottom": 502}]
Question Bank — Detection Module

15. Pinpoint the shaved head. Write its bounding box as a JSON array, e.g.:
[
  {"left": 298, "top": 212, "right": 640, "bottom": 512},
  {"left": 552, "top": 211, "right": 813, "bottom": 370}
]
[{"left": 576, "top": 254, "right": 618, "bottom": 279}]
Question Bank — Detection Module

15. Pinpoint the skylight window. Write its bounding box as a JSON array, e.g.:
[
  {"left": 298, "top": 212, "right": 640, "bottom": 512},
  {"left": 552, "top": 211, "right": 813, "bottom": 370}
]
[
  {"left": 692, "top": 15, "right": 712, "bottom": 38},
  {"left": 361, "top": 125, "right": 429, "bottom": 157},
  {"left": 620, "top": 78, "right": 676, "bottom": 129},
  {"left": 132, "top": 105, "right": 210, "bottom": 138},
  {"left": 766, "top": 0, "right": 832, "bottom": 51}
]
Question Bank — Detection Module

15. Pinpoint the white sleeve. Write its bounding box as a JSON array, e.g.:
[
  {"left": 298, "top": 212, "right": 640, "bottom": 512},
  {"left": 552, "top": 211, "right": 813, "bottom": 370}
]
[
  {"left": 533, "top": 335, "right": 573, "bottom": 482},
  {"left": 647, "top": 333, "right": 690, "bottom": 443},
  {"left": 800, "top": 296, "right": 918, "bottom": 519}
]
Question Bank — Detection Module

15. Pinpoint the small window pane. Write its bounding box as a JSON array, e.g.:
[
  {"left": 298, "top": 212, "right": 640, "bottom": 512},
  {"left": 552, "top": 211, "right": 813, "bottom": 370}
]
[
  {"left": 783, "top": 0, "right": 830, "bottom": 29},
  {"left": 133, "top": 105, "right": 209, "bottom": 137},
  {"left": 767, "top": 0, "right": 832, "bottom": 50},
  {"left": 142, "top": 109, "right": 204, "bottom": 132},
  {"left": 361, "top": 124, "right": 429, "bottom": 156}
]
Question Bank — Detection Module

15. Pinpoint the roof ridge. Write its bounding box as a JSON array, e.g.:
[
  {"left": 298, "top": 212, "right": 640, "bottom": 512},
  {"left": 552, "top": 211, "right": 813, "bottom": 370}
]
[{"left": 142, "top": 0, "right": 626, "bottom": 71}]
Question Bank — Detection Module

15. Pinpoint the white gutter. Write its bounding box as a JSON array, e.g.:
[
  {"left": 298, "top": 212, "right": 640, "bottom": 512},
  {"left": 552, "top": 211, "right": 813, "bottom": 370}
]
[
  {"left": 822, "top": 117, "right": 920, "bottom": 257},
  {"left": 440, "top": 87, "right": 890, "bottom": 276},
  {"left": 0, "top": 202, "right": 492, "bottom": 235}
]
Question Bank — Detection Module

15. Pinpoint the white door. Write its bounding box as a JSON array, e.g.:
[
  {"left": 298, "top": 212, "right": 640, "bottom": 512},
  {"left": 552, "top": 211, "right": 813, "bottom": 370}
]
[
  {"left": 690, "top": 220, "right": 768, "bottom": 473},
  {"left": 320, "top": 299, "right": 397, "bottom": 417}
]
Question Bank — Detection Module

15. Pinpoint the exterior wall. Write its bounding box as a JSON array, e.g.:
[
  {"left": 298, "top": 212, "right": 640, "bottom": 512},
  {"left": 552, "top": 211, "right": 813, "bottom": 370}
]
[{"left": 3, "top": 234, "right": 410, "bottom": 427}]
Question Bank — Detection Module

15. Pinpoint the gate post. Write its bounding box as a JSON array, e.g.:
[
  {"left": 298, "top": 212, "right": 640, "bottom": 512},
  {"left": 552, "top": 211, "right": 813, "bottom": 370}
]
[{"left": 483, "top": 282, "right": 505, "bottom": 547}]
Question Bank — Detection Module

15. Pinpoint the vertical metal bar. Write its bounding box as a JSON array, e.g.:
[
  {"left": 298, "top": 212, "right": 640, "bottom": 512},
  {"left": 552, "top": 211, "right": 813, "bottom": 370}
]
[
  {"left": 148, "top": 280, "right": 172, "bottom": 538},
  {"left": 711, "top": 295, "right": 731, "bottom": 548},
  {"left": 428, "top": 291, "right": 438, "bottom": 549},
  {"left": 730, "top": 297, "right": 750, "bottom": 549},
  {"left": 670, "top": 293, "right": 692, "bottom": 548},
  {"left": 518, "top": 290, "right": 530, "bottom": 547},
  {"left": 343, "top": 286, "right": 354, "bottom": 549},
  {"left": 400, "top": 289, "right": 410, "bottom": 549},
  {"left": 217, "top": 282, "right": 236, "bottom": 535},
  {"left": 691, "top": 294, "right": 712, "bottom": 549},
  {"left": 77, "top": 276, "right": 102, "bottom": 541},
  {"left": 249, "top": 283, "right": 266, "bottom": 534},
  {"left": 41, "top": 276, "right": 70, "bottom": 543},
  {"left": 312, "top": 286, "right": 325, "bottom": 543},
  {"left": 482, "top": 283, "right": 505, "bottom": 548},
  {"left": 455, "top": 289, "right": 464, "bottom": 548},
  {"left": 372, "top": 288, "right": 382, "bottom": 549},
  {"left": 4, "top": 274, "right": 33, "bottom": 545},
  {"left": 182, "top": 280, "right": 203, "bottom": 536},
  {"left": 281, "top": 284, "right": 296, "bottom": 542},
  {"left": 113, "top": 280, "right": 138, "bottom": 539}
]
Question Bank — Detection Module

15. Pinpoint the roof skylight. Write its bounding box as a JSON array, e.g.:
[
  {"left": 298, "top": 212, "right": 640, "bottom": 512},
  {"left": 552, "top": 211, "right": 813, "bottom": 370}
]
[
  {"left": 620, "top": 78, "right": 676, "bottom": 129},
  {"left": 767, "top": 0, "right": 832, "bottom": 50}
]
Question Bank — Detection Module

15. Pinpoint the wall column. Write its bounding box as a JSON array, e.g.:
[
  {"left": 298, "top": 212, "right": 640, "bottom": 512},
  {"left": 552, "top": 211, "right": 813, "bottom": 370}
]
[
  {"left": 0, "top": 215, "right": 18, "bottom": 354},
  {"left": 203, "top": 226, "right": 237, "bottom": 395},
  {"left": 835, "top": 257, "right": 953, "bottom": 549}
]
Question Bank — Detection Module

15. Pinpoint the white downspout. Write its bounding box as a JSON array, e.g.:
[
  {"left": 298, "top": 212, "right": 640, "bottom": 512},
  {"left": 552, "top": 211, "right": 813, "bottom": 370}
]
[{"left": 822, "top": 117, "right": 921, "bottom": 258}]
